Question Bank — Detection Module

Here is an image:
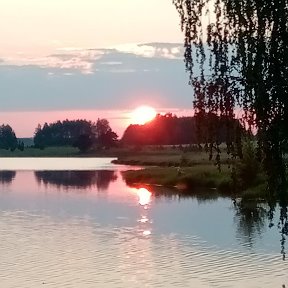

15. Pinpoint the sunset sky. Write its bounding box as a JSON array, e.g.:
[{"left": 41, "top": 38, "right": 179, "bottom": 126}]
[{"left": 0, "top": 0, "right": 194, "bottom": 137}]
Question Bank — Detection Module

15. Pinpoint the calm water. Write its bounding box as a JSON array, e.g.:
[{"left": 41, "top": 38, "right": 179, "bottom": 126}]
[{"left": 0, "top": 158, "right": 287, "bottom": 288}]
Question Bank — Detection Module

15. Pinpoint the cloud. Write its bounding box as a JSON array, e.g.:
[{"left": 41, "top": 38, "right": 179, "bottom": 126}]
[
  {"left": 0, "top": 43, "right": 194, "bottom": 112},
  {"left": 1, "top": 49, "right": 104, "bottom": 74},
  {"left": 100, "top": 61, "right": 123, "bottom": 66},
  {"left": 113, "top": 43, "right": 184, "bottom": 59},
  {"left": 1, "top": 43, "right": 185, "bottom": 74}
]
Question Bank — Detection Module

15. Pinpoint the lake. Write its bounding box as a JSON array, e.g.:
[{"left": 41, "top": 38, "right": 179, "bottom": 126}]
[{"left": 0, "top": 158, "right": 287, "bottom": 287}]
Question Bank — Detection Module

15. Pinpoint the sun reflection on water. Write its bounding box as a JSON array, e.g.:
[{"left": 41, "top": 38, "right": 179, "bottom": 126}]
[
  {"left": 135, "top": 187, "right": 152, "bottom": 237},
  {"left": 137, "top": 188, "right": 152, "bottom": 206}
]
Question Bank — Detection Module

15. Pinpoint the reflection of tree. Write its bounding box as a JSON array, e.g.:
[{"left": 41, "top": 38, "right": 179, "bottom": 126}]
[
  {"left": 234, "top": 199, "right": 288, "bottom": 260},
  {"left": 34, "top": 170, "right": 117, "bottom": 191},
  {"left": 268, "top": 198, "right": 288, "bottom": 260},
  {"left": 233, "top": 200, "right": 268, "bottom": 247},
  {"left": 0, "top": 171, "right": 16, "bottom": 184},
  {"left": 279, "top": 205, "right": 288, "bottom": 260}
]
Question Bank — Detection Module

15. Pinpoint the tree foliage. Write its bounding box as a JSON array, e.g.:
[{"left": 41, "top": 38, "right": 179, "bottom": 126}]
[
  {"left": 34, "top": 119, "right": 94, "bottom": 148},
  {"left": 122, "top": 113, "right": 197, "bottom": 146},
  {"left": 0, "top": 124, "right": 18, "bottom": 151},
  {"left": 94, "top": 118, "right": 118, "bottom": 149},
  {"left": 34, "top": 119, "right": 118, "bottom": 151},
  {"left": 122, "top": 113, "right": 241, "bottom": 147},
  {"left": 173, "top": 0, "right": 288, "bottom": 193},
  {"left": 73, "top": 134, "right": 94, "bottom": 152}
]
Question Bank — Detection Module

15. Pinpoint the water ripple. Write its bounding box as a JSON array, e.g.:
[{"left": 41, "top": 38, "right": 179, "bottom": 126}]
[{"left": 0, "top": 211, "right": 287, "bottom": 288}]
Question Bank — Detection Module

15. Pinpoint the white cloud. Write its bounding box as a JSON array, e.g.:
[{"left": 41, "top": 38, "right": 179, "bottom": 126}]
[
  {"left": 0, "top": 43, "right": 184, "bottom": 74},
  {"left": 112, "top": 43, "right": 184, "bottom": 59},
  {"left": 100, "top": 61, "right": 123, "bottom": 66}
]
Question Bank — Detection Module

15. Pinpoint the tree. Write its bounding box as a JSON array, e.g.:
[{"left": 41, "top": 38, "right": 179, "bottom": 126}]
[
  {"left": 94, "top": 119, "right": 118, "bottom": 149},
  {"left": 34, "top": 119, "right": 118, "bottom": 151},
  {"left": 121, "top": 113, "right": 239, "bottom": 146},
  {"left": 17, "top": 141, "right": 25, "bottom": 151},
  {"left": 73, "top": 134, "right": 94, "bottom": 152},
  {"left": 94, "top": 119, "right": 110, "bottom": 139},
  {"left": 34, "top": 120, "right": 96, "bottom": 148},
  {"left": 98, "top": 130, "right": 118, "bottom": 148},
  {"left": 173, "top": 0, "right": 288, "bottom": 195},
  {"left": 0, "top": 124, "right": 18, "bottom": 151}
]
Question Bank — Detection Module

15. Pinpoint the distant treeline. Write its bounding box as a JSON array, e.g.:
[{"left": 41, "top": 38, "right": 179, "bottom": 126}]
[
  {"left": 0, "top": 113, "right": 245, "bottom": 152},
  {"left": 121, "top": 113, "right": 243, "bottom": 146},
  {"left": 0, "top": 119, "right": 118, "bottom": 152},
  {"left": 34, "top": 119, "right": 118, "bottom": 151}
]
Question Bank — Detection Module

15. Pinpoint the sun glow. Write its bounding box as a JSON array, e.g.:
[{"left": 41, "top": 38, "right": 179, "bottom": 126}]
[
  {"left": 131, "top": 106, "right": 157, "bottom": 125},
  {"left": 137, "top": 188, "right": 152, "bottom": 206}
]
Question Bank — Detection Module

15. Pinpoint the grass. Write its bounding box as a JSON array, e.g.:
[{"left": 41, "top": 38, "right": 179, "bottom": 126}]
[
  {"left": 118, "top": 145, "right": 278, "bottom": 200},
  {"left": 0, "top": 147, "right": 80, "bottom": 157},
  {"left": 113, "top": 148, "right": 231, "bottom": 167},
  {"left": 122, "top": 164, "right": 233, "bottom": 193},
  {"left": 0, "top": 146, "right": 136, "bottom": 157},
  {"left": 0, "top": 146, "right": 231, "bottom": 163}
]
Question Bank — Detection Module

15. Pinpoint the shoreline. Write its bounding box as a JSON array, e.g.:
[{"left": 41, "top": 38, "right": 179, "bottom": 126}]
[{"left": 0, "top": 146, "right": 279, "bottom": 201}]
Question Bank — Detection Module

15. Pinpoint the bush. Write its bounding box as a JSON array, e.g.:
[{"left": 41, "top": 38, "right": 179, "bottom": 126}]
[{"left": 235, "top": 140, "right": 263, "bottom": 189}]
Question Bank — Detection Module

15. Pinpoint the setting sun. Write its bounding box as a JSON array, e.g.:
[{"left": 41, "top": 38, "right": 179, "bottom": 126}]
[{"left": 131, "top": 106, "right": 157, "bottom": 125}]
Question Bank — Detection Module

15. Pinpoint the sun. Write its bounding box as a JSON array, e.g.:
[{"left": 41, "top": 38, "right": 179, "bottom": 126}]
[{"left": 131, "top": 106, "right": 157, "bottom": 125}]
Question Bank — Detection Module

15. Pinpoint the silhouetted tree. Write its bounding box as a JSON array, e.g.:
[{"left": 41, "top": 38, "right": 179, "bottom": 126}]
[
  {"left": 173, "top": 0, "right": 288, "bottom": 258},
  {"left": 34, "top": 119, "right": 95, "bottom": 148},
  {"left": 94, "top": 119, "right": 118, "bottom": 149},
  {"left": 173, "top": 0, "right": 288, "bottom": 195},
  {"left": 34, "top": 119, "right": 118, "bottom": 151},
  {"left": 122, "top": 113, "right": 240, "bottom": 146},
  {"left": 73, "top": 134, "right": 94, "bottom": 152},
  {"left": 17, "top": 141, "right": 25, "bottom": 151},
  {"left": 0, "top": 124, "right": 18, "bottom": 151}
]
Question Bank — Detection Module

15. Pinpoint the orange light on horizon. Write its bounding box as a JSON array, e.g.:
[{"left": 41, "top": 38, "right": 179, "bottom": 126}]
[{"left": 130, "top": 105, "right": 157, "bottom": 125}]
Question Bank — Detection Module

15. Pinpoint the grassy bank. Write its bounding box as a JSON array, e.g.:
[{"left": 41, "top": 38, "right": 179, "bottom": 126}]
[
  {"left": 0, "top": 147, "right": 81, "bottom": 157},
  {"left": 117, "top": 145, "right": 273, "bottom": 199},
  {"left": 122, "top": 165, "right": 233, "bottom": 193},
  {"left": 112, "top": 148, "right": 231, "bottom": 167},
  {"left": 0, "top": 146, "right": 127, "bottom": 157},
  {"left": 0, "top": 146, "right": 228, "bottom": 163},
  {"left": 122, "top": 165, "right": 272, "bottom": 200}
]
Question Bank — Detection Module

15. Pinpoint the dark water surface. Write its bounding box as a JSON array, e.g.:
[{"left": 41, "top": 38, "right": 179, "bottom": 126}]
[{"left": 0, "top": 158, "right": 287, "bottom": 287}]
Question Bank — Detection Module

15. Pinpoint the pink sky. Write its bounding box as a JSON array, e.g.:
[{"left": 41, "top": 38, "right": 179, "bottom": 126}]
[
  {"left": 0, "top": 1, "right": 194, "bottom": 138},
  {"left": 0, "top": 0, "right": 182, "bottom": 59},
  {"left": 0, "top": 108, "right": 194, "bottom": 138}
]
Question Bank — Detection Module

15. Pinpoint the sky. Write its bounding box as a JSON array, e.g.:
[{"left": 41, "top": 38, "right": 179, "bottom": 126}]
[{"left": 0, "top": 0, "right": 194, "bottom": 137}]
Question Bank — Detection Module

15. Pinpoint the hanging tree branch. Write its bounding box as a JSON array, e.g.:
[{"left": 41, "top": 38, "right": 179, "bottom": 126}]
[{"left": 173, "top": 0, "right": 288, "bottom": 194}]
